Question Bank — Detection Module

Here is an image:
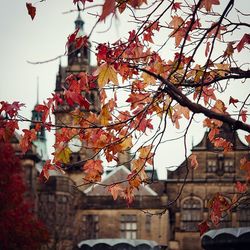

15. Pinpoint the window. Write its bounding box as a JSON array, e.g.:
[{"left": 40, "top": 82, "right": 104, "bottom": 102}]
[
  {"left": 207, "top": 159, "right": 217, "bottom": 173},
  {"left": 120, "top": 214, "right": 137, "bottom": 239},
  {"left": 224, "top": 159, "right": 235, "bottom": 173},
  {"left": 81, "top": 215, "right": 99, "bottom": 239},
  {"left": 181, "top": 197, "right": 202, "bottom": 231},
  {"left": 207, "top": 155, "right": 235, "bottom": 175}
]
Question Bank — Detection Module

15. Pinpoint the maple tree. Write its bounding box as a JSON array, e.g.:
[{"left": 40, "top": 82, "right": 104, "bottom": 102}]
[
  {"left": 0, "top": 142, "right": 49, "bottom": 249},
  {"left": 1, "top": 0, "right": 250, "bottom": 236}
]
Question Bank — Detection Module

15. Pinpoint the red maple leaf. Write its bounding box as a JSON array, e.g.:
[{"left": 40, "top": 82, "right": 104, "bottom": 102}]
[
  {"left": 240, "top": 110, "right": 247, "bottom": 122},
  {"left": 0, "top": 101, "right": 25, "bottom": 118},
  {"left": 198, "top": 221, "right": 210, "bottom": 236},
  {"left": 229, "top": 96, "right": 239, "bottom": 107},
  {"left": 35, "top": 104, "right": 50, "bottom": 123},
  {"left": 235, "top": 181, "right": 247, "bottom": 193},
  {"left": 26, "top": 3, "right": 36, "bottom": 20},
  {"left": 171, "top": 2, "right": 181, "bottom": 12},
  {"left": 20, "top": 129, "right": 37, "bottom": 153},
  {"left": 67, "top": 28, "right": 80, "bottom": 47},
  {"left": 100, "top": 0, "right": 116, "bottom": 21},
  {"left": 236, "top": 33, "right": 250, "bottom": 52}
]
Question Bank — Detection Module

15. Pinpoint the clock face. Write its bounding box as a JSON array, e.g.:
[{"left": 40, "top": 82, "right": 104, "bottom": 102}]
[{"left": 68, "top": 138, "right": 82, "bottom": 153}]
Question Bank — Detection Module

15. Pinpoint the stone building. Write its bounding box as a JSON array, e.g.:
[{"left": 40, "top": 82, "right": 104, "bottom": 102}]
[{"left": 165, "top": 125, "right": 250, "bottom": 250}]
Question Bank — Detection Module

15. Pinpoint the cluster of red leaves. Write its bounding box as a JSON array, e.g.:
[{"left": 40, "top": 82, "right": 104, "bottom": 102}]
[{"left": 0, "top": 143, "right": 49, "bottom": 249}]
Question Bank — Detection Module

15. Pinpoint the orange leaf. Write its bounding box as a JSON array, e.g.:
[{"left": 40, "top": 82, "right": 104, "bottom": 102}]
[
  {"left": 108, "top": 184, "right": 122, "bottom": 200},
  {"left": 26, "top": 2, "right": 36, "bottom": 20},
  {"left": 199, "top": 0, "right": 220, "bottom": 12},
  {"left": 189, "top": 154, "right": 198, "bottom": 169}
]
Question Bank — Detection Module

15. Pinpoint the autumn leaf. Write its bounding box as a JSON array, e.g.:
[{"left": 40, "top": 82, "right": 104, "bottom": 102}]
[
  {"left": 67, "top": 28, "right": 79, "bottom": 46},
  {"left": 26, "top": 3, "right": 36, "bottom": 20},
  {"left": 199, "top": 0, "right": 220, "bottom": 12},
  {"left": 108, "top": 184, "right": 122, "bottom": 200},
  {"left": 171, "top": 2, "right": 181, "bottom": 12},
  {"left": 0, "top": 101, "right": 25, "bottom": 118},
  {"left": 236, "top": 33, "right": 250, "bottom": 52},
  {"left": 120, "top": 135, "right": 133, "bottom": 150},
  {"left": 0, "top": 120, "right": 19, "bottom": 142},
  {"left": 127, "top": 170, "right": 142, "bottom": 189},
  {"left": 35, "top": 104, "right": 50, "bottom": 123},
  {"left": 235, "top": 181, "right": 247, "bottom": 193},
  {"left": 95, "top": 62, "right": 118, "bottom": 88},
  {"left": 229, "top": 96, "right": 239, "bottom": 107},
  {"left": 240, "top": 110, "right": 247, "bottom": 122},
  {"left": 99, "top": 103, "right": 112, "bottom": 126},
  {"left": 54, "top": 144, "right": 71, "bottom": 164},
  {"left": 198, "top": 221, "right": 210, "bottom": 236},
  {"left": 121, "top": 186, "right": 135, "bottom": 206},
  {"left": 223, "top": 42, "right": 234, "bottom": 58},
  {"left": 20, "top": 129, "right": 37, "bottom": 153},
  {"left": 100, "top": 0, "right": 116, "bottom": 21},
  {"left": 213, "top": 137, "right": 232, "bottom": 152},
  {"left": 189, "top": 154, "right": 198, "bottom": 169},
  {"left": 39, "top": 160, "right": 56, "bottom": 181},
  {"left": 83, "top": 159, "right": 103, "bottom": 182},
  {"left": 169, "top": 16, "right": 184, "bottom": 29},
  {"left": 84, "top": 159, "right": 103, "bottom": 174}
]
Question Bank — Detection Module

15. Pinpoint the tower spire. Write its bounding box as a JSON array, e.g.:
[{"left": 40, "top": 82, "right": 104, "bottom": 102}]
[{"left": 75, "top": 11, "right": 84, "bottom": 31}]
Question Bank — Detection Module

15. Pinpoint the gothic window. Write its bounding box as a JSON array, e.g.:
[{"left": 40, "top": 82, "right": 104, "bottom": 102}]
[
  {"left": 120, "top": 214, "right": 137, "bottom": 239},
  {"left": 81, "top": 215, "right": 99, "bottom": 239},
  {"left": 181, "top": 197, "right": 202, "bottom": 231}
]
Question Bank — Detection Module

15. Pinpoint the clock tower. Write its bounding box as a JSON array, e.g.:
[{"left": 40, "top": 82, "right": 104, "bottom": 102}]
[{"left": 54, "top": 13, "right": 100, "bottom": 185}]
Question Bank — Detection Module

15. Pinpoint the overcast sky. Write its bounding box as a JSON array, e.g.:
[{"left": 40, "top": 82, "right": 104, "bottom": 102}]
[{"left": 0, "top": 1, "right": 249, "bottom": 179}]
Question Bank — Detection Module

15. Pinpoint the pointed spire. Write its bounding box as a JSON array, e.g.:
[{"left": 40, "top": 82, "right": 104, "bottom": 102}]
[{"left": 75, "top": 11, "right": 84, "bottom": 31}]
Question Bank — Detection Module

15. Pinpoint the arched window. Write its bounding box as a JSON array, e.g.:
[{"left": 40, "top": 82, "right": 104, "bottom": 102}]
[{"left": 181, "top": 197, "right": 202, "bottom": 231}]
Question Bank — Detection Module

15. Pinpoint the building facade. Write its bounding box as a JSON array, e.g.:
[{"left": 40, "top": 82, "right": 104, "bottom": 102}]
[{"left": 165, "top": 125, "right": 250, "bottom": 250}]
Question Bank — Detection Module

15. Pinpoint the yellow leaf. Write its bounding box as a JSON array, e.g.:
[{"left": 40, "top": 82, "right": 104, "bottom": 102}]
[
  {"left": 99, "top": 104, "right": 112, "bottom": 126},
  {"left": 55, "top": 145, "right": 71, "bottom": 164},
  {"left": 120, "top": 136, "right": 133, "bottom": 150},
  {"left": 141, "top": 71, "right": 156, "bottom": 85},
  {"left": 97, "top": 62, "right": 118, "bottom": 88},
  {"left": 214, "top": 63, "right": 230, "bottom": 77}
]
